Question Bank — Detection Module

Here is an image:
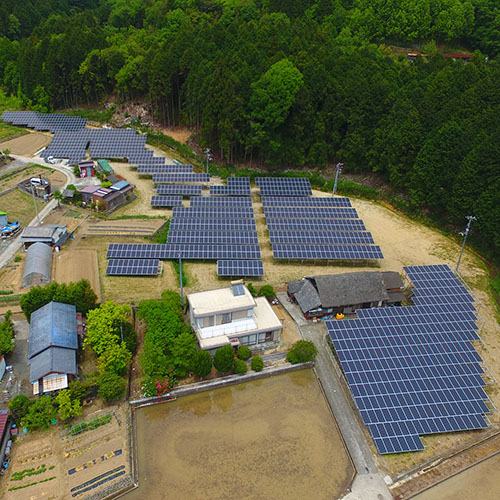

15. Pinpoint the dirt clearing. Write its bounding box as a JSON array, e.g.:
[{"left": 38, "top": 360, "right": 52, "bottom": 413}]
[
  {"left": 81, "top": 217, "right": 165, "bottom": 237},
  {"left": 0, "top": 132, "right": 52, "bottom": 156},
  {"left": 53, "top": 249, "right": 101, "bottom": 299}
]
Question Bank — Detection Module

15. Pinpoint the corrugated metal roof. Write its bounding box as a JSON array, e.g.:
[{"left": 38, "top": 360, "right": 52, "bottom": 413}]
[
  {"left": 97, "top": 159, "right": 113, "bottom": 174},
  {"left": 110, "top": 180, "right": 129, "bottom": 191},
  {"left": 80, "top": 185, "right": 100, "bottom": 194},
  {"left": 29, "top": 347, "right": 76, "bottom": 382},
  {"left": 22, "top": 242, "right": 52, "bottom": 288},
  {"left": 0, "top": 410, "right": 8, "bottom": 440},
  {"left": 28, "top": 302, "right": 78, "bottom": 359}
]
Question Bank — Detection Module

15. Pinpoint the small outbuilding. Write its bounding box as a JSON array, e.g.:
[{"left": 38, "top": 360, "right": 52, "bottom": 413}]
[
  {"left": 0, "top": 211, "right": 7, "bottom": 227},
  {"left": 21, "top": 224, "right": 68, "bottom": 249},
  {"left": 22, "top": 242, "right": 52, "bottom": 288},
  {"left": 288, "top": 271, "right": 404, "bottom": 319},
  {"left": 96, "top": 159, "right": 114, "bottom": 176}
]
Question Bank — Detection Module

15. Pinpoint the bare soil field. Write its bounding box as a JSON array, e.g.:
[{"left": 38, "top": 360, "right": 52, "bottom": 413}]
[
  {"left": 0, "top": 132, "right": 52, "bottom": 156},
  {"left": 53, "top": 249, "right": 101, "bottom": 299},
  {"left": 0, "top": 405, "right": 129, "bottom": 500},
  {"left": 81, "top": 217, "right": 165, "bottom": 237},
  {"left": 0, "top": 165, "right": 61, "bottom": 192},
  {"left": 158, "top": 127, "right": 192, "bottom": 144}
]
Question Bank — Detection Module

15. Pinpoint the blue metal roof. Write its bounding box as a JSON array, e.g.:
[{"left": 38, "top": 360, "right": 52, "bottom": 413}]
[
  {"left": 29, "top": 347, "right": 76, "bottom": 382},
  {"left": 110, "top": 180, "right": 130, "bottom": 191},
  {"left": 28, "top": 302, "right": 78, "bottom": 359}
]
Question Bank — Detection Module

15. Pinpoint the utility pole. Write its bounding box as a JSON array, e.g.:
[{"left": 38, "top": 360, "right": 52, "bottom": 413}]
[
  {"left": 31, "top": 184, "right": 40, "bottom": 226},
  {"left": 456, "top": 215, "right": 476, "bottom": 273},
  {"left": 178, "top": 253, "right": 184, "bottom": 306},
  {"left": 205, "top": 148, "right": 211, "bottom": 174},
  {"left": 333, "top": 162, "right": 344, "bottom": 196}
]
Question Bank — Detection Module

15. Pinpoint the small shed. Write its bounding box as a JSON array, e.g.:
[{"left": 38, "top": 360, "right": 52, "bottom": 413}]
[
  {"left": 0, "top": 211, "right": 7, "bottom": 227},
  {"left": 22, "top": 242, "right": 52, "bottom": 288},
  {"left": 21, "top": 225, "right": 68, "bottom": 249},
  {"left": 62, "top": 189, "right": 74, "bottom": 202},
  {"left": 79, "top": 185, "right": 100, "bottom": 203},
  {"left": 97, "top": 159, "right": 114, "bottom": 176},
  {"left": 78, "top": 161, "right": 95, "bottom": 178}
]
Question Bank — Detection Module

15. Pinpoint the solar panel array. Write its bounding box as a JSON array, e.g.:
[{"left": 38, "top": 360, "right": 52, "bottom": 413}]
[
  {"left": 172, "top": 207, "right": 255, "bottom": 219},
  {"left": 191, "top": 197, "right": 253, "bottom": 207},
  {"left": 150, "top": 196, "right": 183, "bottom": 207},
  {"left": 107, "top": 243, "right": 261, "bottom": 260},
  {"left": 170, "top": 219, "right": 256, "bottom": 231},
  {"left": 257, "top": 177, "right": 312, "bottom": 197},
  {"left": 261, "top": 192, "right": 382, "bottom": 261},
  {"left": 153, "top": 173, "right": 210, "bottom": 183},
  {"left": 106, "top": 259, "right": 160, "bottom": 276},
  {"left": 168, "top": 231, "right": 259, "bottom": 245},
  {"left": 217, "top": 260, "right": 264, "bottom": 276},
  {"left": 157, "top": 184, "right": 202, "bottom": 196},
  {"left": 210, "top": 177, "right": 251, "bottom": 196},
  {"left": 1, "top": 111, "right": 87, "bottom": 132},
  {"left": 137, "top": 165, "right": 193, "bottom": 173},
  {"left": 326, "top": 264, "right": 491, "bottom": 455}
]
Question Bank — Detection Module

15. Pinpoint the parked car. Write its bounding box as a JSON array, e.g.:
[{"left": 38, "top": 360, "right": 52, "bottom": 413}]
[
  {"left": 30, "top": 177, "right": 49, "bottom": 187},
  {"left": 44, "top": 156, "right": 56, "bottom": 164}
]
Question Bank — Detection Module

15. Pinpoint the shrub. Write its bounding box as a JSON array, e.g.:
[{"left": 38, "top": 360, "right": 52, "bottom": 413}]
[
  {"left": 213, "top": 345, "right": 235, "bottom": 373},
  {"left": 0, "top": 310, "right": 15, "bottom": 354},
  {"left": 236, "top": 345, "right": 251, "bottom": 360},
  {"left": 191, "top": 350, "right": 213, "bottom": 378},
  {"left": 234, "top": 359, "right": 248, "bottom": 374},
  {"left": 258, "top": 285, "right": 275, "bottom": 299},
  {"left": 8, "top": 395, "right": 32, "bottom": 423},
  {"left": 21, "top": 396, "right": 57, "bottom": 431},
  {"left": 251, "top": 356, "right": 264, "bottom": 372},
  {"left": 246, "top": 283, "right": 257, "bottom": 297},
  {"left": 97, "top": 372, "right": 127, "bottom": 402},
  {"left": 13, "top": 254, "right": 21, "bottom": 262},
  {"left": 286, "top": 340, "right": 318, "bottom": 364}
]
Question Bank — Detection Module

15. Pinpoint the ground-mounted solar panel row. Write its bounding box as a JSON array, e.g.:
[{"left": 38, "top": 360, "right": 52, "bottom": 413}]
[
  {"left": 170, "top": 219, "right": 257, "bottom": 231},
  {"left": 137, "top": 165, "right": 193, "bottom": 173},
  {"left": 262, "top": 196, "right": 352, "bottom": 207},
  {"left": 168, "top": 230, "right": 259, "bottom": 245},
  {"left": 266, "top": 218, "right": 367, "bottom": 232},
  {"left": 153, "top": 173, "right": 210, "bottom": 183},
  {"left": 106, "top": 259, "right": 160, "bottom": 276},
  {"left": 272, "top": 244, "right": 384, "bottom": 260},
  {"left": 264, "top": 206, "right": 359, "bottom": 219},
  {"left": 107, "top": 243, "right": 261, "bottom": 260},
  {"left": 150, "top": 196, "right": 183, "bottom": 207},
  {"left": 1, "top": 111, "right": 87, "bottom": 132},
  {"left": 172, "top": 206, "right": 255, "bottom": 219},
  {"left": 157, "top": 184, "right": 203, "bottom": 196},
  {"left": 217, "top": 260, "right": 264, "bottom": 277},
  {"left": 210, "top": 185, "right": 251, "bottom": 196},
  {"left": 227, "top": 177, "right": 251, "bottom": 186},
  {"left": 269, "top": 231, "right": 375, "bottom": 245},
  {"left": 190, "top": 197, "right": 253, "bottom": 207},
  {"left": 326, "top": 264, "right": 490, "bottom": 455},
  {"left": 257, "top": 177, "right": 313, "bottom": 197}
]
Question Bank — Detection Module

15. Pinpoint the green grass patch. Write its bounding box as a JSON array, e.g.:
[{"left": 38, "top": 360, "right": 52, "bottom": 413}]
[
  {"left": 0, "top": 122, "right": 28, "bottom": 143},
  {"left": 154, "top": 220, "right": 170, "bottom": 244},
  {"left": 0, "top": 294, "right": 22, "bottom": 304},
  {"left": 0, "top": 290, "right": 14, "bottom": 295},
  {"left": 64, "top": 108, "right": 114, "bottom": 123},
  {"left": 173, "top": 260, "right": 189, "bottom": 287},
  {"left": 145, "top": 129, "right": 200, "bottom": 165}
]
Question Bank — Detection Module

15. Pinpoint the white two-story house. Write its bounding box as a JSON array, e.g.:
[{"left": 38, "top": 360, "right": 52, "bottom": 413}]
[{"left": 187, "top": 281, "right": 282, "bottom": 353}]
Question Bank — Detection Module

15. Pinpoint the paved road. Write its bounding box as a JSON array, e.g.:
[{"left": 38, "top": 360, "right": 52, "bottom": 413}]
[
  {"left": 0, "top": 156, "right": 77, "bottom": 271},
  {"left": 277, "top": 292, "right": 392, "bottom": 500}
]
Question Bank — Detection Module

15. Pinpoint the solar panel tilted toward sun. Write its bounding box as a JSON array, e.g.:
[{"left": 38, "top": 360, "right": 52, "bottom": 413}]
[
  {"left": 217, "top": 260, "right": 264, "bottom": 276},
  {"left": 326, "top": 264, "right": 492, "bottom": 455}
]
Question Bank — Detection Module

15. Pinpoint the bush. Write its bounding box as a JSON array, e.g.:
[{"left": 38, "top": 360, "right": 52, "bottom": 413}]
[
  {"left": 234, "top": 359, "right": 248, "bottom": 374},
  {"left": 213, "top": 345, "right": 235, "bottom": 373},
  {"left": 21, "top": 396, "right": 57, "bottom": 431},
  {"left": 258, "top": 285, "right": 275, "bottom": 299},
  {"left": 236, "top": 345, "right": 251, "bottom": 360},
  {"left": 286, "top": 340, "right": 318, "bottom": 364},
  {"left": 0, "top": 310, "right": 15, "bottom": 355},
  {"left": 97, "top": 372, "right": 127, "bottom": 402},
  {"left": 8, "top": 395, "right": 32, "bottom": 423},
  {"left": 14, "top": 254, "right": 21, "bottom": 262},
  {"left": 191, "top": 350, "right": 213, "bottom": 378},
  {"left": 251, "top": 356, "right": 264, "bottom": 372},
  {"left": 246, "top": 283, "right": 257, "bottom": 297}
]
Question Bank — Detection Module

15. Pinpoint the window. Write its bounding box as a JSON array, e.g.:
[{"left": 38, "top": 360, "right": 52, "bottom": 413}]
[
  {"left": 221, "top": 313, "right": 232, "bottom": 324},
  {"left": 258, "top": 332, "right": 273, "bottom": 343},
  {"left": 239, "top": 335, "right": 249, "bottom": 345},
  {"left": 248, "top": 334, "right": 257, "bottom": 345}
]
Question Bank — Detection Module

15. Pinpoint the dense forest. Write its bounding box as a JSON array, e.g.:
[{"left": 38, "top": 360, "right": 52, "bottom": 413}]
[{"left": 1, "top": 0, "right": 500, "bottom": 261}]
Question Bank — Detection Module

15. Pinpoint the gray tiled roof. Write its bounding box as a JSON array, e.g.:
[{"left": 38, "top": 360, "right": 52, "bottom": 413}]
[
  {"left": 29, "top": 346, "right": 76, "bottom": 382},
  {"left": 28, "top": 302, "right": 78, "bottom": 359},
  {"left": 294, "top": 279, "right": 321, "bottom": 313}
]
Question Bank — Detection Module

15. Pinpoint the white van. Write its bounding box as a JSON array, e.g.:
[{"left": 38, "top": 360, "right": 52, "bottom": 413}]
[{"left": 30, "top": 177, "right": 49, "bottom": 187}]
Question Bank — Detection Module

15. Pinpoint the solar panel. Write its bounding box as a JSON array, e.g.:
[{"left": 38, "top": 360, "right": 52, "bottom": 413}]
[
  {"left": 227, "top": 177, "right": 250, "bottom": 185},
  {"left": 326, "top": 264, "right": 490, "bottom": 455},
  {"left": 269, "top": 231, "right": 375, "bottom": 245},
  {"left": 266, "top": 219, "right": 366, "bottom": 232},
  {"left": 272, "top": 244, "right": 383, "bottom": 260},
  {"left": 137, "top": 165, "right": 193, "bottom": 173},
  {"left": 107, "top": 243, "right": 261, "bottom": 260},
  {"left": 259, "top": 186, "right": 313, "bottom": 197},
  {"left": 151, "top": 196, "right": 183, "bottom": 207},
  {"left": 264, "top": 207, "right": 359, "bottom": 219},
  {"left": 167, "top": 230, "right": 259, "bottom": 245},
  {"left": 210, "top": 185, "right": 251, "bottom": 196},
  {"left": 262, "top": 197, "right": 352, "bottom": 207},
  {"left": 256, "top": 177, "right": 311, "bottom": 187},
  {"left": 217, "top": 260, "right": 264, "bottom": 276},
  {"left": 157, "top": 184, "right": 203, "bottom": 196},
  {"left": 153, "top": 173, "right": 210, "bottom": 183},
  {"left": 170, "top": 219, "right": 257, "bottom": 231},
  {"left": 106, "top": 259, "right": 159, "bottom": 276},
  {"left": 172, "top": 207, "right": 255, "bottom": 219},
  {"left": 190, "top": 197, "right": 253, "bottom": 207}
]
